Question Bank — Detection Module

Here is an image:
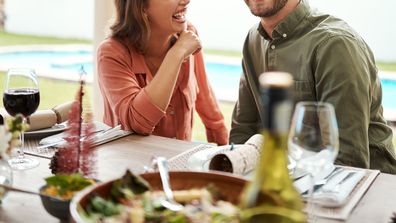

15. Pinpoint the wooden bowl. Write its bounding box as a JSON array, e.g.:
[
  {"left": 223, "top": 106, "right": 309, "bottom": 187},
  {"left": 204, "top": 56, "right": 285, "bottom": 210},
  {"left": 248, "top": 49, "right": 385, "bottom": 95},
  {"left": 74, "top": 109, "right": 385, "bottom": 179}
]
[{"left": 70, "top": 171, "right": 247, "bottom": 223}]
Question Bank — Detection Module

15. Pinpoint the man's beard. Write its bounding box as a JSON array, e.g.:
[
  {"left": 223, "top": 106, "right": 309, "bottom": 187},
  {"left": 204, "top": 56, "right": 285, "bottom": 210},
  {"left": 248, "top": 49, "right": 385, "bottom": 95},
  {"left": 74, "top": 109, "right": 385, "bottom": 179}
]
[{"left": 250, "top": 0, "right": 288, "bottom": 17}]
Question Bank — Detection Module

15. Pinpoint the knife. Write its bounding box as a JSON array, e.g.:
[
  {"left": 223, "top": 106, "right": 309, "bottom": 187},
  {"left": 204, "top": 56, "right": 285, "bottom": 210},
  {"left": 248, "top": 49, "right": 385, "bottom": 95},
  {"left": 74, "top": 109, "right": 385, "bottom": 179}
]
[{"left": 322, "top": 171, "right": 357, "bottom": 193}]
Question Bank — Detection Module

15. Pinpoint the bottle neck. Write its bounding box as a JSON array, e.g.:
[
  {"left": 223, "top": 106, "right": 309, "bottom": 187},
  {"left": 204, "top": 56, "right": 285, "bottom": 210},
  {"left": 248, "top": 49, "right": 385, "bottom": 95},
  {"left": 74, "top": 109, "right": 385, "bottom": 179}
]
[
  {"left": 0, "top": 114, "right": 4, "bottom": 125},
  {"left": 254, "top": 86, "right": 293, "bottom": 182},
  {"left": 261, "top": 87, "right": 292, "bottom": 134}
]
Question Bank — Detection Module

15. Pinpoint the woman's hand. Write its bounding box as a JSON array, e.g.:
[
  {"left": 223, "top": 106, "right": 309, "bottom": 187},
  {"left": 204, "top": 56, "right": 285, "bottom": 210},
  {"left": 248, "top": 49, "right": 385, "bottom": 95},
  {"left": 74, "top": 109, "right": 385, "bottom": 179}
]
[{"left": 171, "top": 30, "right": 201, "bottom": 60}]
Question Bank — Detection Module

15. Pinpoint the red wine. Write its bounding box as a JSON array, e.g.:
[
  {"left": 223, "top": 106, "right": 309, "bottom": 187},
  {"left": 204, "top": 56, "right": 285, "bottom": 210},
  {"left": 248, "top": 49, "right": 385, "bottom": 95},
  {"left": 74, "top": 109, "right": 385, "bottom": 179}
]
[{"left": 3, "top": 88, "right": 40, "bottom": 117}]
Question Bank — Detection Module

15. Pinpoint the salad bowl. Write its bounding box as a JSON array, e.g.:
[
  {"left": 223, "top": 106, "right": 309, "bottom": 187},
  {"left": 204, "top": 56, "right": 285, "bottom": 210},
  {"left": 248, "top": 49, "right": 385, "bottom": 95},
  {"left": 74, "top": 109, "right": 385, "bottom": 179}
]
[{"left": 70, "top": 171, "right": 248, "bottom": 223}]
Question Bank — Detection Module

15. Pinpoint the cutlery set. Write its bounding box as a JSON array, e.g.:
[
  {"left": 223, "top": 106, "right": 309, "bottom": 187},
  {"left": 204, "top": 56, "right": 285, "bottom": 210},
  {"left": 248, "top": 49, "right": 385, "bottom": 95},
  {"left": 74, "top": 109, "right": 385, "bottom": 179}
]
[
  {"left": 36, "top": 125, "right": 125, "bottom": 150},
  {"left": 299, "top": 167, "right": 365, "bottom": 207},
  {"left": 302, "top": 168, "right": 359, "bottom": 196}
]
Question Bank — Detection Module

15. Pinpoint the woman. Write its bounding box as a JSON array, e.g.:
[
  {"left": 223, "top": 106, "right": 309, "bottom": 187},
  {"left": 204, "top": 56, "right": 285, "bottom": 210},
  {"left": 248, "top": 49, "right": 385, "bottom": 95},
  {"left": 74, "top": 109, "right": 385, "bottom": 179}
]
[{"left": 97, "top": 0, "right": 229, "bottom": 145}]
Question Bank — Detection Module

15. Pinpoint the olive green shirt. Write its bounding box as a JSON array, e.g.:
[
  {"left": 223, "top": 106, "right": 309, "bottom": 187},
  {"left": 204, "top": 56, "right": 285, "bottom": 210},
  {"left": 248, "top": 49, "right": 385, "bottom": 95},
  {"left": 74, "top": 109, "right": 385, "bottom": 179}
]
[{"left": 230, "top": 0, "right": 396, "bottom": 174}]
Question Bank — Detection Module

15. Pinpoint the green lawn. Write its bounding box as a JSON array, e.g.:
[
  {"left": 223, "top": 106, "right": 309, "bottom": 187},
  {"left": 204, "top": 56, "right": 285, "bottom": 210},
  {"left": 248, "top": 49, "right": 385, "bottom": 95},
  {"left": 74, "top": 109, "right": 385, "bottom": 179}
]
[
  {"left": 377, "top": 62, "right": 396, "bottom": 72},
  {"left": 0, "top": 31, "right": 90, "bottom": 46}
]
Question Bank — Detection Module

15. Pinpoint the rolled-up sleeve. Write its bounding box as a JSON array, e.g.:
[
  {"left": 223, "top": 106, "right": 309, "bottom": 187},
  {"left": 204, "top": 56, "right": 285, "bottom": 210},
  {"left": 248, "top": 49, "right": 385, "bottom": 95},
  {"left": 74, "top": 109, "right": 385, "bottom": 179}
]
[{"left": 97, "top": 40, "right": 165, "bottom": 134}]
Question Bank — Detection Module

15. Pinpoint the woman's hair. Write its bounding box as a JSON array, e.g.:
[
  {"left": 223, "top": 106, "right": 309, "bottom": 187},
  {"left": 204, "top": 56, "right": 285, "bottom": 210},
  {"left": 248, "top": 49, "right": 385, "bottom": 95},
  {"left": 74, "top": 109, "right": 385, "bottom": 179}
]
[{"left": 110, "top": 0, "right": 150, "bottom": 53}]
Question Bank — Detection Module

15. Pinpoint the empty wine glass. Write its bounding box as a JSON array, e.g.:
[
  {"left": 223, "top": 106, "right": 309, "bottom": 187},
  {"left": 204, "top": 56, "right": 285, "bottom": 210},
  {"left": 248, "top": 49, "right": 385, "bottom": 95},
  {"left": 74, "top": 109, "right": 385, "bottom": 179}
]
[
  {"left": 288, "top": 101, "right": 339, "bottom": 222},
  {"left": 2, "top": 68, "right": 40, "bottom": 170}
]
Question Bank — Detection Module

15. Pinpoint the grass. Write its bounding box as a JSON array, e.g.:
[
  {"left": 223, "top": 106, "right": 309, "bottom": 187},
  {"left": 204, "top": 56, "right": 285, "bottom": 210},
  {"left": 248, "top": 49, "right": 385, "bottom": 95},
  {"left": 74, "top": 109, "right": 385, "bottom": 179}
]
[
  {"left": 203, "top": 48, "right": 242, "bottom": 58},
  {"left": 0, "top": 31, "right": 91, "bottom": 46},
  {"left": 377, "top": 62, "right": 396, "bottom": 72}
]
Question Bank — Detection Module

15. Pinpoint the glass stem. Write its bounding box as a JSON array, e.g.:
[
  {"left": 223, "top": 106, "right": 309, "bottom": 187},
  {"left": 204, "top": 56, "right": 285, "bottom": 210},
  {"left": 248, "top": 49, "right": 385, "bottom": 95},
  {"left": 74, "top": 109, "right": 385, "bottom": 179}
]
[
  {"left": 307, "top": 173, "right": 317, "bottom": 223},
  {"left": 17, "top": 117, "right": 26, "bottom": 160}
]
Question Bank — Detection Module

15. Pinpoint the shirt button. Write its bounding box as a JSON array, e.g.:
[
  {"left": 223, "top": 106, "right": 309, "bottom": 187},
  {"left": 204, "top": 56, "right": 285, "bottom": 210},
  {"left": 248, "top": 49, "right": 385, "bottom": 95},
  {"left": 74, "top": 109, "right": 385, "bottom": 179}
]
[
  {"left": 271, "top": 45, "right": 276, "bottom": 49},
  {"left": 282, "top": 33, "right": 287, "bottom": 38},
  {"left": 169, "top": 110, "right": 175, "bottom": 115}
]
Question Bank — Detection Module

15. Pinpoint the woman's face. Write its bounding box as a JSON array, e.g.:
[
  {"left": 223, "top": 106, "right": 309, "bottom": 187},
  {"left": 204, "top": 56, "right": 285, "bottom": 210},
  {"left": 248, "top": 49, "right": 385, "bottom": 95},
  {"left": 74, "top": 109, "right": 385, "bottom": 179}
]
[{"left": 146, "top": 0, "right": 190, "bottom": 35}]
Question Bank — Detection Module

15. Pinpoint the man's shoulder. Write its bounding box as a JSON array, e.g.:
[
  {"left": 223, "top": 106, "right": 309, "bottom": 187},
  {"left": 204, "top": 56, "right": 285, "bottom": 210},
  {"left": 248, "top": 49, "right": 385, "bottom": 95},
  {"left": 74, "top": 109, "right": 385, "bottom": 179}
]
[
  {"left": 246, "top": 23, "right": 261, "bottom": 37},
  {"left": 307, "top": 12, "right": 361, "bottom": 42}
]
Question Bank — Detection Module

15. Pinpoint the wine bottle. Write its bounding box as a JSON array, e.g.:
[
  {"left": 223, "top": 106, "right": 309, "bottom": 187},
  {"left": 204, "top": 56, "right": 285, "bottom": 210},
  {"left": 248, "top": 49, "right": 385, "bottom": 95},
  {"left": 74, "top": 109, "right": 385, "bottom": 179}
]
[{"left": 239, "top": 72, "right": 306, "bottom": 223}]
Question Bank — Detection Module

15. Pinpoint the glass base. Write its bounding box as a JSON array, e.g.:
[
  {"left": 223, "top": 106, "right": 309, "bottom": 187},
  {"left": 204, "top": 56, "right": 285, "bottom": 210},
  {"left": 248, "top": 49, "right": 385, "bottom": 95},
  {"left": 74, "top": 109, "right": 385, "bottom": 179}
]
[{"left": 8, "top": 157, "right": 39, "bottom": 170}]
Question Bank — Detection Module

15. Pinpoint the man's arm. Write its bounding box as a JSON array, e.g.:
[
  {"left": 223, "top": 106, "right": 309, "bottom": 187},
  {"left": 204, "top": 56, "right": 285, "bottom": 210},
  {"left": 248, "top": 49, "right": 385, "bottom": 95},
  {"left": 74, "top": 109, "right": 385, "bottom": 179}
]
[
  {"left": 230, "top": 61, "right": 261, "bottom": 144},
  {"left": 314, "top": 34, "right": 372, "bottom": 168}
]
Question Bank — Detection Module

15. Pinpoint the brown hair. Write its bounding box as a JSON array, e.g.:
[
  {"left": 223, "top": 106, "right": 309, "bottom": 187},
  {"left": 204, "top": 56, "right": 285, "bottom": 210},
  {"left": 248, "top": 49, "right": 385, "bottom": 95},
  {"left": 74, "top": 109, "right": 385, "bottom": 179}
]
[{"left": 110, "top": 0, "right": 150, "bottom": 53}]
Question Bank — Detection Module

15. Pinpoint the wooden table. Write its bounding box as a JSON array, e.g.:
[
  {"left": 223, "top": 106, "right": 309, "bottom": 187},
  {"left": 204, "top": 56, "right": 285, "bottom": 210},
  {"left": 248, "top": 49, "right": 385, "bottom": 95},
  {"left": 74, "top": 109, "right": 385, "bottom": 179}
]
[{"left": 1, "top": 134, "right": 395, "bottom": 223}]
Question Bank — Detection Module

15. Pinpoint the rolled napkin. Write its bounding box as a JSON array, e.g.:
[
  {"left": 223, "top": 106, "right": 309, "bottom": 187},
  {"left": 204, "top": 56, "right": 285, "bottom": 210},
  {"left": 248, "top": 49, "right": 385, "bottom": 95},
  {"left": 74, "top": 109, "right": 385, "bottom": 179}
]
[
  {"left": 26, "top": 101, "right": 73, "bottom": 131},
  {"left": 208, "top": 134, "right": 263, "bottom": 175},
  {"left": 26, "top": 110, "right": 57, "bottom": 131},
  {"left": 52, "top": 101, "right": 73, "bottom": 123}
]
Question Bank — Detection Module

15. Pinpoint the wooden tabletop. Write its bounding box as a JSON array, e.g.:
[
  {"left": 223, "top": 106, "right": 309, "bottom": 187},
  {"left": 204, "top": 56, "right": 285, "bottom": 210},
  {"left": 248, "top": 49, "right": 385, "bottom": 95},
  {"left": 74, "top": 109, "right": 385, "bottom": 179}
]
[{"left": 1, "top": 134, "right": 395, "bottom": 223}]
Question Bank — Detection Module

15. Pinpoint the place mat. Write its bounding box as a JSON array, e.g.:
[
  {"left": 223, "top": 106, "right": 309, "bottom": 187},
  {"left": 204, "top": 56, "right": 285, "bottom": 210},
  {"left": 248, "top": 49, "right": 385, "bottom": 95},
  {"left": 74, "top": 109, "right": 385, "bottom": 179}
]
[
  {"left": 167, "top": 144, "right": 380, "bottom": 221},
  {"left": 312, "top": 167, "right": 380, "bottom": 220},
  {"left": 24, "top": 139, "right": 56, "bottom": 159}
]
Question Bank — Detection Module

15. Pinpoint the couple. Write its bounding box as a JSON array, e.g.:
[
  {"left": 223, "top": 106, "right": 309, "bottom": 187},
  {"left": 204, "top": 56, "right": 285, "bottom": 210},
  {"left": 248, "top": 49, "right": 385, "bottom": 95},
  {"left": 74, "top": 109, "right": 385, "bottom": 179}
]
[{"left": 97, "top": 0, "right": 396, "bottom": 174}]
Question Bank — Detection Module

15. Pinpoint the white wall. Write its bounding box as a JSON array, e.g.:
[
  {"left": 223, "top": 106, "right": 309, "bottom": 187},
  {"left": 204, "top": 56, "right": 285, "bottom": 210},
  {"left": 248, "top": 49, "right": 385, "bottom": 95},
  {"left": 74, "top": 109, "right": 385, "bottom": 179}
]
[
  {"left": 3, "top": 0, "right": 396, "bottom": 61},
  {"left": 188, "top": 0, "right": 396, "bottom": 62},
  {"left": 4, "top": 0, "right": 94, "bottom": 39}
]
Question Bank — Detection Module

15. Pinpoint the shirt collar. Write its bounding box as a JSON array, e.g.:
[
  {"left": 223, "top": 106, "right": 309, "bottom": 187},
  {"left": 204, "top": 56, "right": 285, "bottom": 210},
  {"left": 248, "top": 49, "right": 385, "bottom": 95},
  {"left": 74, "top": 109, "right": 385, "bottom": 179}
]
[
  {"left": 119, "top": 37, "right": 147, "bottom": 74},
  {"left": 258, "top": 0, "right": 311, "bottom": 40}
]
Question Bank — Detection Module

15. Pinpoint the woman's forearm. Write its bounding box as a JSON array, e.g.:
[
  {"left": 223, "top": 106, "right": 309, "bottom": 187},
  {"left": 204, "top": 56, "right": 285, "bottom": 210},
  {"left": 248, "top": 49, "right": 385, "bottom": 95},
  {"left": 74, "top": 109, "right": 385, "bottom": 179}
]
[{"left": 144, "top": 49, "right": 184, "bottom": 110}]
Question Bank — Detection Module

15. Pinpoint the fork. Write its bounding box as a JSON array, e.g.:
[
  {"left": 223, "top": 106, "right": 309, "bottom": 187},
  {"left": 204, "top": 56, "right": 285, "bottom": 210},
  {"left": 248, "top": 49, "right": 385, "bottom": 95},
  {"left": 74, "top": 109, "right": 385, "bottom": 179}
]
[
  {"left": 156, "top": 157, "right": 184, "bottom": 212},
  {"left": 302, "top": 167, "right": 343, "bottom": 196}
]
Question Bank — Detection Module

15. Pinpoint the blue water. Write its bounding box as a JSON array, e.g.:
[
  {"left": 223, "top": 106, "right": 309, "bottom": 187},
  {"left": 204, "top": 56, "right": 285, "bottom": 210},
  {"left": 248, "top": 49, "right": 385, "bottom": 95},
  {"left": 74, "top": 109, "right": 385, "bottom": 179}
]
[{"left": 1, "top": 50, "right": 395, "bottom": 108}]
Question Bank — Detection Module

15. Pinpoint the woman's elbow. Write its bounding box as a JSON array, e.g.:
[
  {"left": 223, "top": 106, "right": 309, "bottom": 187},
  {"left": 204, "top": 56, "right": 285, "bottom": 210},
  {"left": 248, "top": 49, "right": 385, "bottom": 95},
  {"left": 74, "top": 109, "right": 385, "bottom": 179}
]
[{"left": 123, "top": 117, "right": 156, "bottom": 136}]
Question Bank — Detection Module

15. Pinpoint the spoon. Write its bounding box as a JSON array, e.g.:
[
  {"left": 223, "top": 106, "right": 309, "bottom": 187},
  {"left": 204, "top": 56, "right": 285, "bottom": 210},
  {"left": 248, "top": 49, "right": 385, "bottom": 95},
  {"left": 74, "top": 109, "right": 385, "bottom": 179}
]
[
  {"left": 0, "top": 184, "right": 62, "bottom": 200},
  {"left": 156, "top": 157, "right": 184, "bottom": 212}
]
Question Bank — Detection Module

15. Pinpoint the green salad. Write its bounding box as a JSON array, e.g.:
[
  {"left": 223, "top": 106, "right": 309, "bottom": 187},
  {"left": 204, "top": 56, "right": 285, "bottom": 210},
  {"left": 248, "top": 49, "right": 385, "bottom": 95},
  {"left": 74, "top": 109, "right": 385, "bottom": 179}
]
[{"left": 79, "top": 171, "right": 240, "bottom": 223}]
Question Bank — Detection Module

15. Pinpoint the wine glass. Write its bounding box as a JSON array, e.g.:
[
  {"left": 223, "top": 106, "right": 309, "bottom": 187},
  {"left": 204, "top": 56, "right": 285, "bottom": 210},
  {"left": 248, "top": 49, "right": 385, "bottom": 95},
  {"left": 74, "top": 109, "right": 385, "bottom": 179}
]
[
  {"left": 2, "top": 68, "right": 40, "bottom": 170},
  {"left": 288, "top": 101, "right": 339, "bottom": 222}
]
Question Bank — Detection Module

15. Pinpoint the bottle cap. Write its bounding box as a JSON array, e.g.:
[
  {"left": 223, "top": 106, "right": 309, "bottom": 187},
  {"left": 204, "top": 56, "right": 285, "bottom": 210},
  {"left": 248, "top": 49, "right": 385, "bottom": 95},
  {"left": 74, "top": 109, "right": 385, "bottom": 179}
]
[{"left": 259, "top": 72, "right": 293, "bottom": 88}]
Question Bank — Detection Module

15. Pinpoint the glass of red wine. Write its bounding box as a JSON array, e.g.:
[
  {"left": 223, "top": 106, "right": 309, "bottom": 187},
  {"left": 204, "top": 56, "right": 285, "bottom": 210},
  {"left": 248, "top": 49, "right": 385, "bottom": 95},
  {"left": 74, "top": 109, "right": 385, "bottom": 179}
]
[{"left": 3, "top": 68, "right": 40, "bottom": 170}]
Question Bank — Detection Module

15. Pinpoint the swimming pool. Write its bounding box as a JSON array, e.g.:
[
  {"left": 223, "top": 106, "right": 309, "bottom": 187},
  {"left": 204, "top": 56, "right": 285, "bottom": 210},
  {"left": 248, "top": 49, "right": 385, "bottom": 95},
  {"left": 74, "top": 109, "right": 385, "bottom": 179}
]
[{"left": 0, "top": 50, "right": 395, "bottom": 109}]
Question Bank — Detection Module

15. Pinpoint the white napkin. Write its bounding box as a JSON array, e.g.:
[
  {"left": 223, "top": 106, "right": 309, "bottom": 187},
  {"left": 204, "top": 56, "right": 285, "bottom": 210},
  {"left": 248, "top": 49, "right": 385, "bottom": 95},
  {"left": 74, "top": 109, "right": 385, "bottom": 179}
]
[
  {"left": 293, "top": 163, "right": 336, "bottom": 194},
  {"left": 187, "top": 134, "right": 263, "bottom": 173},
  {"left": 187, "top": 144, "right": 233, "bottom": 171},
  {"left": 90, "top": 125, "right": 132, "bottom": 146},
  {"left": 309, "top": 169, "right": 365, "bottom": 207}
]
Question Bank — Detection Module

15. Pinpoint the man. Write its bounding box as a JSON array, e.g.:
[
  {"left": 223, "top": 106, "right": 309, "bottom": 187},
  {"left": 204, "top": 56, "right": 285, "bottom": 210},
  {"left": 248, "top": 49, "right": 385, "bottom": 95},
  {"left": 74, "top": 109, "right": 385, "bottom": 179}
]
[{"left": 230, "top": 0, "right": 396, "bottom": 174}]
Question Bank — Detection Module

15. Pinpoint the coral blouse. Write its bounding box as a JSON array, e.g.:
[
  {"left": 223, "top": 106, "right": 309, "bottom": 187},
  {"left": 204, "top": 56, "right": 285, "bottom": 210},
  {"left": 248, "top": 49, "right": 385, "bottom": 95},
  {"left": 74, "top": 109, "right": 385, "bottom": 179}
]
[{"left": 97, "top": 38, "right": 229, "bottom": 145}]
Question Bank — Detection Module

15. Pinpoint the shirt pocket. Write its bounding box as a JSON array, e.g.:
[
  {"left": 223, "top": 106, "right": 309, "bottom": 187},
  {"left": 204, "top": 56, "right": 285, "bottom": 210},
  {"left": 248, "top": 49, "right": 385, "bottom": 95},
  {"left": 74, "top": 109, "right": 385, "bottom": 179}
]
[{"left": 294, "top": 80, "right": 316, "bottom": 102}]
